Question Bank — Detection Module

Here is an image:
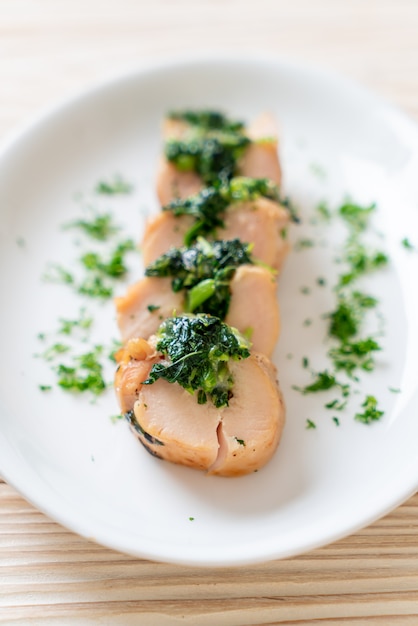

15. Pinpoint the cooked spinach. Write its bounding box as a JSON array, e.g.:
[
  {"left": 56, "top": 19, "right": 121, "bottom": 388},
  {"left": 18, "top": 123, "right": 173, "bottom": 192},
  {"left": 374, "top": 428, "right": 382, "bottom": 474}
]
[
  {"left": 144, "top": 314, "right": 250, "bottom": 408},
  {"left": 163, "top": 176, "right": 287, "bottom": 245},
  {"left": 165, "top": 133, "right": 251, "bottom": 186},
  {"left": 145, "top": 238, "right": 253, "bottom": 319},
  {"left": 168, "top": 110, "right": 245, "bottom": 133}
]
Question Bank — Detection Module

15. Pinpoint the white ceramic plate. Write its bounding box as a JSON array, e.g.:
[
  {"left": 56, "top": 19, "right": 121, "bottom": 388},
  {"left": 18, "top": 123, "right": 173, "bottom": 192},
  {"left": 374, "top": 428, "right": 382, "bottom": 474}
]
[{"left": 1, "top": 56, "right": 418, "bottom": 566}]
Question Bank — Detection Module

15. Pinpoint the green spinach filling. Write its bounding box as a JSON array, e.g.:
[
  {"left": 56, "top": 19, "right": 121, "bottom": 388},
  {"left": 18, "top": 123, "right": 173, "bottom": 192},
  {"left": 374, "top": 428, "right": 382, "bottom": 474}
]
[
  {"left": 168, "top": 110, "right": 245, "bottom": 133},
  {"left": 145, "top": 238, "right": 254, "bottom": 319},
  {"left": 163, "top": 176, "right": 286, "bottom": 245},
  {"left": 165, "top": 109, "right": 249, "bottom": 185},
  {"left": 144, "top": 314, "right": 250, "bottom": 408}
]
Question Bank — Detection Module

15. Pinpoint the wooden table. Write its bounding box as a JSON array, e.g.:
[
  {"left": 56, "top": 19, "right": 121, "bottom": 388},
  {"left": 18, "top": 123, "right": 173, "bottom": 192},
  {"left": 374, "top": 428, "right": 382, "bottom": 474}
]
[{"left": 1, "top": 1, "right": 417, "bottom": 623}]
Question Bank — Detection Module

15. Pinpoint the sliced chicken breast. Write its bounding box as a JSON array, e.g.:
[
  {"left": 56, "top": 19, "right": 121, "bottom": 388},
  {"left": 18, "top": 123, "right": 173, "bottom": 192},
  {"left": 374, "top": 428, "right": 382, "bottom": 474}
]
[
  {"left": 156, "top": 159, "right": 202, "bottom": 207},
  {"left": 115, "top": 276, "right": 184, "bottom": 343},
  {"left": 225, "top": 265, "right": 280, "bottom": 357},
  {"left": 156, "top": 113, "right": 282, "bottom": 205},
  {"left": 222, "top": 198, "right": 290, "bottom": 272},
  {"left": 240, "top": 112, "right": 282, "bottom": 185},
  {"left": 114, "top": 337, "right": 159, "bottom": 414},
  {"left": 115, "top": 265, "right": 279, "bottom": 356},
  {"left": 115, "top": 343, "right": 285, "bottom": 476},
  {"left": 142, "top": 197, "right": 290, "bottom": 271},
  {"left": 207, "top": 353, "right": 285, "bottom": 476}
]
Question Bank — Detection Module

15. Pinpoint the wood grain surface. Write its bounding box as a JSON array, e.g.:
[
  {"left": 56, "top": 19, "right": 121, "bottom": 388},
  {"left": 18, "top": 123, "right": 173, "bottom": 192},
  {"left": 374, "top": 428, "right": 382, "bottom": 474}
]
[{"left": 1, "top": 1, "right": 418, "bottom": 623}]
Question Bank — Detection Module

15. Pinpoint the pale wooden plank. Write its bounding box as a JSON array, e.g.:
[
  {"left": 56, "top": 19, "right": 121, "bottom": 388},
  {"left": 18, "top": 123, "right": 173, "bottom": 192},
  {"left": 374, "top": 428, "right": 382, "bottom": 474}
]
[
  {"left": 1, "top": 595, "right": 418, "bottom": 625},
  {"left": 0, "top": 483, "right": 417, "bottom": 623}
]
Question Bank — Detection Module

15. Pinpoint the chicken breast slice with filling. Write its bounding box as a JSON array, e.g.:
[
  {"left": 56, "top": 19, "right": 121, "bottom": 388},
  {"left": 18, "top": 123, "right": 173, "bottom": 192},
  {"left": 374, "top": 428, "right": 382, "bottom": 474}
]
[
  {"left": 115, "top": 265, "right": 279, "bottom": 356},
  {"left": 114, "top": 337, "right": 160, "bottom": 414},
  {"left": 156, "top": 117, "right": 203, "bottom": 205},
  {"left": 156, "top": 160, "right": 202, "bottom": 207},
  {"left": 127, "top": 351, "right": 285, "bottom": 476},
  {"left": 141, "top": 197, "right": 290, "bottom": 271},
  {"left": 225, "top": 265, "right": 280, "bottom": 357},
  {"left": 156, "top": 113, "right": 282, "bottom": 205},
  {"left": 208, "top": 353, "right": 285, "bottom": 476},
  {"left": 239, "top": 112, "right": 282, "bottom": 185},
  {"left": 115, "top": 276, "right": 184, "bottom": 344},
  {"left": 222, "top": 198, "right": 290, "bottom": 272}
]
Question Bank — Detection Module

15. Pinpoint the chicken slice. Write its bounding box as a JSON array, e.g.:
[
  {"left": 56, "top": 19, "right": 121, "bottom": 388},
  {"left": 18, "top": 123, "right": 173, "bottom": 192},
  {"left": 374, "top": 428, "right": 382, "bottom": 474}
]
[
  {"left": 142, "top": 197, "right": 290, "bottom": 271},
  {"left": 114, "top": 337, "right": 159, "bottom": 414},
  {"left": 221, "top": 198, "right": 290, "bottom": 272},
  {"left": 124, "top": 351, "right": 285, "bottom": 476},
  {"left": 156, "top": 159, "right": 202, "bottom": 207},
  {"left": 141, "top": 211, "right": 191, "bottom": 266},
  {"left": 115, "top": 265, "right": 279, "bottom": 356},
  {"left": 156, "top": 113, "right": 282, "bottom": 205},
  {"left": 239, "top": 112, "right": 282, "bottom": 185},
  {"left": 208, "top": 353, "right": 285, "bottom": 476},
  {"left": 134, "top": 379, "right": 221, "bottom": 469},
  {"left": 225, "top": 265, "right": 280, "bottom": 357},
  {"left": 115, "top": 276, "right": 184, "bottom": 343}
]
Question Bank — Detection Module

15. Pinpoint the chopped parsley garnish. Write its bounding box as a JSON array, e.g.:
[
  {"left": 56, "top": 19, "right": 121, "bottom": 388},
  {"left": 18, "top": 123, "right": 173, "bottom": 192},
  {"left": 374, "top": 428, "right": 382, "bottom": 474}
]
[
  {"left": 58, "top": 309, "right": 93, "bottom": 335},
  {"left": 145, "top": 238, "right": 254, "bottom": 318},
  {"left": 295, "top": 198, "right": 389, "bottom": 426},
  {"left": 338, "top": 240, "right": 388, "bottom": 286},
  {"left": 325, "top": 399, "right": 347, "bottom": 411},
  {"left": 147, "top": 304, "right": 161, "bottom": 313},
  {"left": 38, "top": 174, "right": 139, "bottom": 399},
  {"left": 328, "top": 337, "right": 381, "bottom": 377},
  {"left": 43, "top": 264, "right": 75, "bottom": 285},
  {"left": 78, "top": 276, "right": 113, "bottom": 299},
  {"left": 339, "top": 201, "right": 376, "bottom": 232},
  {"left": 388, "top": 387, "right": 401, "bottom": 393},
  {"left": 316, "top": 201, "right": 332, "bottom": 221},
  {"left": 40, "top": 343, "right": 71, "bottom": 361},
  {"left": 355, "top": 395, "right": 384, "bottom": 424},
  {"left": 295, "top": 238, "right": 315, "bottom": 251},
  {"left": 44, "top": 239, "right": 135, "bottom": 300},
  {"left": 401, "top": 237, "right": 415, "bottom": 250},
  {"left": 37, "top": 299, "right": 115, "bottom": 396},
  {"left": 56, "top": 346, "right": 107, "bottom": 396},
  {"left": 235, "top": 437, "right": 246, "bottom": 446},
  {"left": 144, "top": 314, "right": 250, "bottom": 408},
  {"left": 332, "top": 417, "right": 340, "bottom": 426},
  {"left": 298, "top": 370, "right": 350, "bottom": 397},
  {"left": 76, "top": 239, "right": 135, "bottom": 299},
  {"left": 95, "top": 176, "right": 133, "bottom": 195},
  {"left": 328, "top": 291, "right": 377, "bottom": 343},
  {"left": 65, "top": 213, "right": 120, "bottom": 241},
  {"left": 306, "top": 419, "right": 316, "bottom": 429},
  {"left": 80, "top": 239, "right": 135, "bottom": 279}
]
